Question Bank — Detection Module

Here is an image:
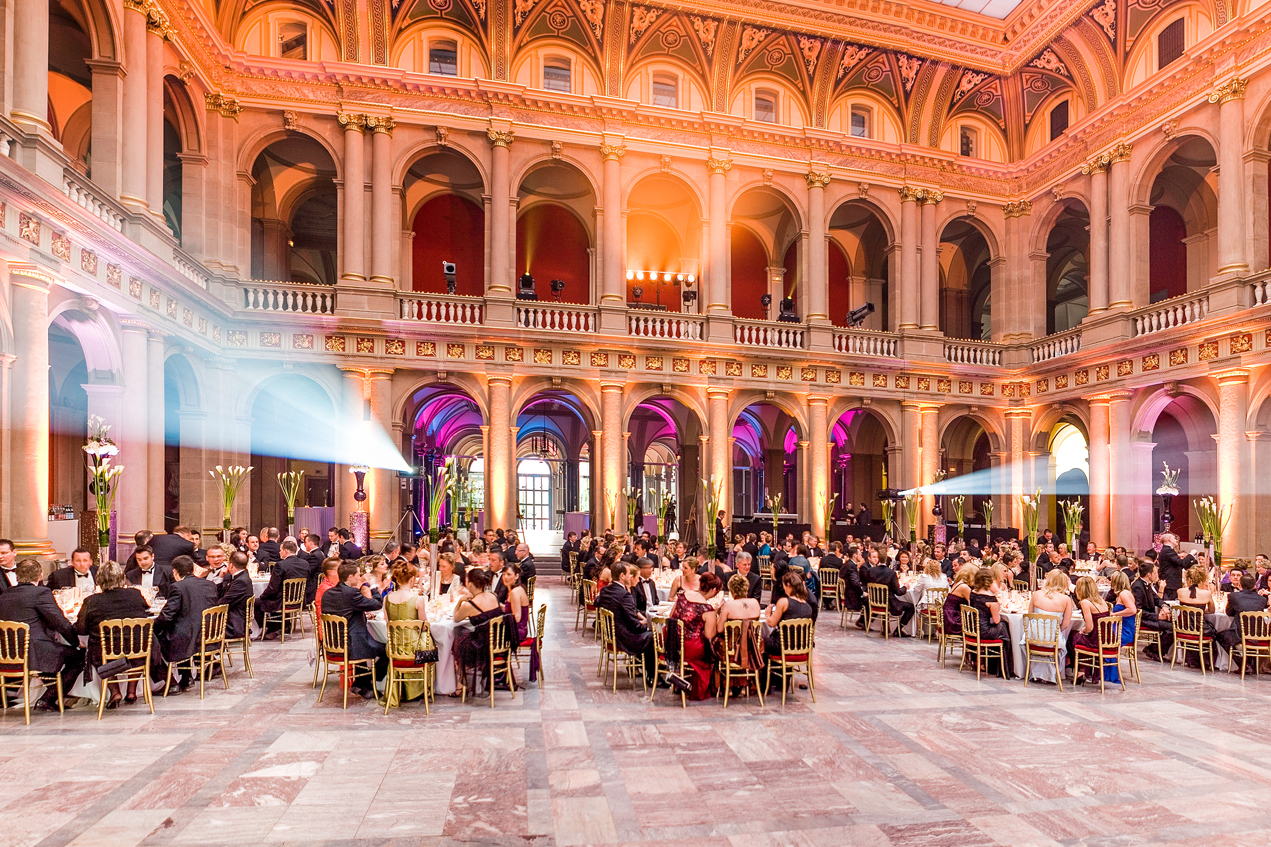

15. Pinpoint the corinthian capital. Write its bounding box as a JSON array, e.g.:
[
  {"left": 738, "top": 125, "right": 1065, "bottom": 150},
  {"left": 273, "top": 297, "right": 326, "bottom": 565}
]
[
  {"left": 365, "top": 115, "right": 396, "bottom": 135},
  {"left": 923, "top": 188, "right": 943, "bottom": 204},
  {"left": 1209, "top": 77, "right": 1248, "bottom": 104},
  {"left": 1002, "top": 199, "right": 1032, "bottom": 218},
  {"left": 600, "top": 142, "right": 626, "bottom": 161},
  {"left": 806, "top": 171, "right": 831, "bottom": 189},
  {"left": 898, "top": 185, "right": 925, "bottom": 202},
  {"left": 487, "top": 128, "right": 515, "bottom": 148},
  {"left": 338, "top": 112, "right": 366, "bottom": 131},
  {"left": 1107, "top": 141, "right": 1132, "bottom": 164},
  {"left": 707, "top": 156, "right": 732, "bottom": 175},
  {"left": 1081, "top": 153, "right": 1110, "bottom": 175}
]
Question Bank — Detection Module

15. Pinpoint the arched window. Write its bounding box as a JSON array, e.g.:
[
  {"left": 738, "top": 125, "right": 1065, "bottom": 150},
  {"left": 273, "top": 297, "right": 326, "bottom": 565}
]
[
  {"left": 754, "top": 90, "right": 777, "bottom": 123},
  {"left": 959, "top": 126, "right": 978, "bottom": 158},
  {"left": 278, "top": 20, "right": 308, "bottom": 59},
  {"left": 517, "top": 458, "right": 553, "bottom": 529},
  {"left": 543, "top": 57, "right": 572, "bottom": 93},
  {"left": 652, "top": 73, "right": 678, "bottom": 108},
  {"left": 429, "top": 39, "right": 458, "bottom": 75},
  {"left": 1049, "top": 101, "right": 1069, "bottom": 141},
  {"left": 1158, "top": 18, "right": 1185, "bottom": 69},
  {"left": 849, "top": 105, "right": 871, "bottom": 139}
]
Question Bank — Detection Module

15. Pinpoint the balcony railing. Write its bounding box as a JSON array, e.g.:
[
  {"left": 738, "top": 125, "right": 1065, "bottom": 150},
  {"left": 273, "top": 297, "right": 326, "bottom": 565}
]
[
  {"left": 944, "top": 339, "right": 1003, "bottom": 366},
  {"left": 400, "top": 295, "right": 484, "bottom": 325},
  {"left": 241, "top": 280, "right": 336, "bottom": 315},
  {"left": 831, "top": 328, "right": 899, "bottom": 358},
  {"left": 1030, "top": 328, "right": 1082, "bottom": 363},
  {"left": 172, "top": 248, "right": 208, "bottom": 290},
  {"left": 627, "top": 312, "right": 704, "bottom": 340},
  {"left": 516, "top": 304, "right": 595, "bottom": 332},
  {"left": 734, "top": 318, "right": 805, "bottom": 350},
  {"left": 62, "top": 169, "right": 125, "bottom": 233},
  {"left": 1251, "top": 274, "right": 1271, "bottom": 306},
  {"left": 1131, "top": 292, "right": 1209, "bottom": 337}
]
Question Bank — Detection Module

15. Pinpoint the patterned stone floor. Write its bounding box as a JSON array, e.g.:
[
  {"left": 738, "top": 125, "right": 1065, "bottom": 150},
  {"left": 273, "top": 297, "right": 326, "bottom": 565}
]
[{"left": 6, "top": 580, "right": 1271, "bottom": 846}]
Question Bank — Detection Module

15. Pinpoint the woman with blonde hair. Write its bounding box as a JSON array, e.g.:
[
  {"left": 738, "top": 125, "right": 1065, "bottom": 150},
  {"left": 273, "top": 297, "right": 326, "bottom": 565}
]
[
  {"left": 383, "top": 560, "right": 430, "bottom": 706},
  {"left": 76, "top": 560, "right": 152, "bottom": 709},
  {"left": 1105, "top": 570, "right": 1138, "bottom": 647},
  {"left": 669, "top": 556, "right": 700, "bottom": 597},
  {"left": 914, "top": 559, "right": 949, "bottom": 606},
  {"left": 1027, "top": 568, "right": 1075, "bottom": 683},
  {"left": 1070, "top": 576, "right": 1113, "bottom": 685}
]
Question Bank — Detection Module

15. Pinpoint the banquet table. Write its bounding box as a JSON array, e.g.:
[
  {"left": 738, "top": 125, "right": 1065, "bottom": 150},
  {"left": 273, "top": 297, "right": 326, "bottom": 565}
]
[
  {"left": 51, "top": 586, "right": 165, "bottom": 704},
  {"left": 1164, "top": 600, "right": 1236, "bottom": 670},
  {"left": 367, "top": 601, "right": 468, "bottom": 695}
]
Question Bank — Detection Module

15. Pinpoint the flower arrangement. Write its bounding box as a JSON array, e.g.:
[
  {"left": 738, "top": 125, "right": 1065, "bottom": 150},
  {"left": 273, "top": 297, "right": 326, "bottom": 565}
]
[
  {"left": 1195, "top": 495, "right": 1232, "bottom": 564},
  {"left": 604, "top": 491, "right": 618, "bottom": 532},
  {"left": 276, "top": 470, "right": 306, "bottom": 523},
  {"left": 83, "top": 416, "right": 123, "bottom": 556},
  {"left": 1020, "top": 489, "right": 1042, "bottom": 572},
  {"left": 950, "top": 495, "right": 966, "bottom": 538},
  {"left": 210, "top": 465, "right": 252, "bottom": 531},
  {"left": 427, "top": 459, "right": 455, "bottom": 543},
  {"left": 982, "top": 498, "right": 994, "bottom": 530},
  {"left": 764, "top": 491, "right": 784, "bottom": 542},
  {"left": 1156, "top": 462, "right": 1181, "bottom": 497},
  {"left": 903, "top": 493, "right": 920, "bottom": 543},
  {"left": 822, "top": 493, "right": 838, "bottom": 539},
  {"left": 656, "top": 492, "right": 674, "bottom": 539},
  {"left": 622, "top": 487, "right": 640, "bottom": 534},
  {"left": 879, "top": 499, "right": 895, "bottom": 540},
  {"left": 701, "top": 476, "right": 724, "bottom": 559},
  {"left": 1059, "top": 499, "right": 1084, "bottom": 555}
]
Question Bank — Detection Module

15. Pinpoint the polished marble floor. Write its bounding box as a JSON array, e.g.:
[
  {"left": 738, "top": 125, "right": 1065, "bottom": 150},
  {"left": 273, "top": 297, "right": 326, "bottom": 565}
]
[{"left": 6, "top": 580, "right": 1271, "bottom": 846}]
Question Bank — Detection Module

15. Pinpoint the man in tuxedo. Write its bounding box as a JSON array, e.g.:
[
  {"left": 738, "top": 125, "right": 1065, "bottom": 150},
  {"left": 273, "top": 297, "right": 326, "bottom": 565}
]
[
  {"left": 561, "top": 532, "right": 579, "bottom": 575},
  {"left": 863, "top": 545, "right": 915, "bottom": 636},
  {"left": 257, "top": 527, "right": 282, "bottom": 566},
  {"left": 0, "top": 539, "right": 17, "bottom": 594},
  {"left": 200, "top": 545, "right": 227, "bottom": 580},
  {"left": 255, "top": 539, "right": 313, "bottom": 637},
  {"left": 1157, "top": 533, "right": 1195, "bottom": 601},
  {"left": 47, "top": 548, "right": 98, "bottom": 592},
  {"left": 855, "top": 503, "right": 872, "bottom": 528},
  {"left": 126, "top": 546, "right": 173, "bottom": 598},
  {"left": 149, "top": 526, "right": 198, "bottom": 572},
  {"left": 594, "top": 562, "right": 656, "bottom": 685},
  {"left": 714, "top": 511, "right": 727, "bottom": 555},
  {"left": 735, "top": 552, "right": 763, "bottom": 601},
  {"left": 1132, "top": 561, "right": 1172, "bottom": 658},
  {"left": 245, "top": 535, "right": 262, "bottom": 565},
  {"left": 633, "top": 557, "right": 659, "bottom": 614},
  {"left": 325, "top": 527, "right": 343, "bottom": 559},
  {"left": 0, "top": 559, "right": 85, "bottom": 709},
  {"left": 154, "top": 556, "right": 220, "bottom": 693},
  {"left": 839, "top": 546, "right": 865, "bottom": 623},
  {"left": 513, "top": 543, "right": 536, "bottom": 588},
  {"left": 122, "top": 531, "right": 154, "bottom": 573},
  {"left": 741, "top": 534, "right": 760, "bottom": 562},
  {"left": 217, "top": 552, "right": 254, "bottom": 641},
  {"left": 338, "top": 529, "right": 363, "bottom": 560},
  {"left": 300, "top": 534, "right": 325, "bottom": 602},
  {"left": 320, "top": 561, "right": 386, "bottom": 699},
  {"left": 1217, "top": 573, "right": 1269, "bottom": 655}
]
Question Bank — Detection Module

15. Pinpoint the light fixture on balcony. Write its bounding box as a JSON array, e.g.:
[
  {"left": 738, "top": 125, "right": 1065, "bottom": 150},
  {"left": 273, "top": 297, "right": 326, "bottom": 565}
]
[
  {"left": 443, "top": 261, "right": 457, "bottom": 294},
  {"left": 550, "top": 279, "right": 565, "bottom": 302},
  {"left": 777, "top": 297, "right": 799, "bottom": 323},
  {"left": 761, "top": 293, "right": 772, "bottom": 320},
  {"left": 847, "top": 302, "right": 875, "bottom": 327},
  {"left": 517, "top": 273, "right": 537, "bottom": 301}
]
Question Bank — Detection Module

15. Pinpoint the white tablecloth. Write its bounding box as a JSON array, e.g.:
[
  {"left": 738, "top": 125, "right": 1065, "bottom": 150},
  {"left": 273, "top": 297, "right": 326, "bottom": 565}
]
[
  {"left": 1002, "top": 611, "right": 1073, "bottom": 682},
  {"left": 367, "top": 616, "right": 463, "bottom": 695}
]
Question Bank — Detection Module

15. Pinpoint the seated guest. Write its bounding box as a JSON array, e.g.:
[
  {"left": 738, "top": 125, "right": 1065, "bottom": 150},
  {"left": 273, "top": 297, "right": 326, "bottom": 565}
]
[
  {"left": 200, "top": 545, "right": 227, "bottom": 581},
  {"left": 217, "top": 552, "right": 254, "bottom": 641},
  {"left": 154, "top": 555, "right": 221, "bottom": 693},
  {"left": 669, "top": 570, "right": 720, "bottom": 699},
  {"left": 1132, "top": 560, "right": 1172, "bottom": 659},
  {"left": 668, "top": 557, "right": 699, "bottom": 597},
  {"left": 718, "top": 573, "right": 762, "bottom": 628},
  {"left": 150, "top": 526, "right": 198, "bottom": 572},
  {"left": 764, "top": 571, "right": 814, "bottom": 671},
  {"left": 0, "top": 558, "right": 85, "bottom": 711},
  {"left": 512, "top": 543, "right": 536, "bottom": 587},
  {"left": 1028, "top": 568, "right": 1076, "bottom": 680},
  {"left": 338, "top": 529, "right": 363, "bottom": 560},
  {"left": 499, "top": 564, "right": 531, "bottom": 643},
  {"left": 47, "top": 547, "right": 98, "bottom": 592},
  {"left": 313, "top": 557, "right": 342, "bottom": 631},
  {"left": 633, "top": 557, "right": 659, "bottom": 615},
  {"left": 1070, "top": 576, "right": 1114, "bottom": 684},
  {"left": 943, "top": 564, "right": 978, "bottom": 641},
  {"left": 561, "top": 532, "right": 579, "bottom": 575},
  {"left": 77, "top": 560, "right": 152, "bottom": 709},
  {"left": 840, "top": 547, "right": 866, "bottom": 623},
  {"left": 257, "top": 527, "right": 282, "bottom": 566},
  {"left": 320, "top": 561, "right": 386, "bottom": 699},
  {"left": 595, "top": 562, "right": 656, "bottom": 686},
  {"left": 863, "top": 546, "right": 910, "bottom": 635},
  {"left": 914, "top": 560, "right": 950, "bottom": 607},
  {"left": 255, "top": 539, "right": 313, "bottom": 638},
  {"left": 969, "top": 568, "right": 1014, "bottom": 678},
  {"left": 453, "top": 569, "right": 514, "bottom": 694},
  {"left": 437, "top": 553, "right": 465, "bottom": 596},
  {"left": 1105, "top": 571, "right": 1138, "bottom": 650},
  {"left": 382, "top": 561, "right": 430, "bottom": 706},
  {"left": 122, "top": 531, "right": 154, "bottom": 573},
  {"left": 1217, "top": 573, "right": 1269, "bottom": 656},
  {"left": 125, "top": 545, "right": 172, "bottom": 599},
  {"left": 734, "top": 552, "right": 763, "bottom": 602}
]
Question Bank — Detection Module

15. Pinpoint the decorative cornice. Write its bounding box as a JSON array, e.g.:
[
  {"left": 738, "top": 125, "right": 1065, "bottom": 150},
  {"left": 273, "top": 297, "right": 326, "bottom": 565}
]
[
  {"left": 365, "top": 115, "right": 396, "bottom": 135},
  {"left": 1003, "top": 199, "right": 1032, "bottom": 218},
  {"left": 204, "top": 93, "right": 241, "bottom": 118},
  {"left": 487, "top": 129, "right": 515, "bottom": 148},
  {"left": 600, "top": 143, "right": 626, "bottom": 161},
  {"left": 707, "top": 157, "right": 732, "bottom": 175},
  {"left": 1107, "top": 142, "right": 1133, "bottom": 164},
  {"left": 338, "top": 112, "right": 367, "bottom": 131},
  {"left": 805, "top": 171, "right": 831, "bottom": 189},
  {"left": 1208, "top": 77, "right": 1249, "bottom": 104}
]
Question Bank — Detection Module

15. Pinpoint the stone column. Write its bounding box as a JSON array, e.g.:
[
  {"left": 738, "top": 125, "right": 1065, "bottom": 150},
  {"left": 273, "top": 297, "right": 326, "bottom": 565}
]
[
  {"left": 601, "top": 142, "right": 625, "bottom": 306},
  {"left": 806, "top": 172, "right": 830, "bottom": 323},
  {"left": 339, "top": 113, "right": 366, "bottom": 282},
  {"left": 337, "top": 370, "right": 364, "bottom": 523},
  {"left": 118, "top": 321, "right": 150, "bottom": 538},
  {"left": 898, "top": 187, "right": 921, "bottom": 330},
  {"left": 120, "top": 2, "right": 149, "bottom": 212},
  {"left": 600, "top": 382, "right": 624, "bottom": 532},
  {"left": 1211, "top": 78, "right": 1249, "bottom": 276},
  {"left": 86, "top": 60, "right": 125, "bottom": 197},
  {"left": 808, "top": 397, "right": 829, "bottom": 538},
  {"left": 367, "top": 369, "right": 395, "bottom": 544},
  {"left": 706, "top": 388, "right": 731, "bottom": 527},
  {"left": 1087, "top": 396, "right": 1111, "bottom": 547},
  {"left": 1005, "top": 409, "right": 1029, "bottom": 531},
  {"left": 1084, "top": 156, "right": 1110, "bottom": 314},
  {"left": 1002, "top": 200, "right": 1035, "bottom": 343},
  {"left": 0, "top": 354, "right": 13, "bottom": 531},
  {"left": 368, "top": 117, "right": 396, "bottom": 285},
  {"left": 1107, "top": 143, "right": 1133, "bottom": 309},
  {"left": 146, "top": 14, "right": 165, "bottom": 220},
  {"left": 707, "top": 157, "right": 731, "bottom": 318},
  {"left": 901, "top": 403, "right": 922, "bottom": 538},
  {"left": 1216, "top": 370, "right": 1249, "bottom": 556},
  {"left": 487, "top": 128, "right": 515, "bottom": 295},
  {"left": 920, "top": 190, "right": 941, "bottom": 331},
  {"left": 1108, "top": 392, "right": 1133, "bottom": 545},
  {"left": 920, "top": 404, "right": 940, "bottom": 536},
  {"left": 9, "top": 268, "right": 54, "bottom": 555},
  {"left": 590, "top": 429, "right": 604, "bottom": 530},
  {"left": 147, "top": 331, "right": 166, "bottom": 528},
  {"left": 487, "top": 375, "right": 513, "bottom": 529},
  {"left": 10, "top": 0, "right": 48, "bottom": 134}
]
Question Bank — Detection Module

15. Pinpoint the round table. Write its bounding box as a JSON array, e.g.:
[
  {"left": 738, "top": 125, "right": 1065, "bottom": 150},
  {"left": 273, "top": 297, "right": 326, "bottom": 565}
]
[
  {"left": 367, "top": 616, "right": 463, "bottom": 695},
  {"left": 1000, "top": 610, "right": 1072, "bottom": 682}
]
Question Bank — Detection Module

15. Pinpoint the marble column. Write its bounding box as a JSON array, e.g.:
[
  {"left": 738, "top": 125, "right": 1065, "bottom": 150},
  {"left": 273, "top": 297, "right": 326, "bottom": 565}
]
[
  {"left": 367, "top": 369, "right": 395, "bottom": 543},
  {"left": 806, "top": 172, "right": 830, "bottom": 323},
  {"left": 920, "top": 404, "right": 940, "bottom": 536},
  {"left": 601, "top": 382, "right": 624, "bottom": 531},
  {"left": 146, "top": 15, "right": 165, "bottom": 220},
  {"left": 10, "top": 0, "right": 48, "bottom": 133},
  {"left": 898, "top": 187, "right": 921, "bottom": 330},
  {"left": 339, "top": 113, "right": 366, "bottom": 282},
  {"left": 0, "top": 355, "right": 12, "bottom": 532},
  {"left": 487, "top": 375, "right": 513, "bottom": 529},
  {"left": 147, "top": 331, "right": 166, "bottom": 528},
  {"left": 808, "top": 397, "right": 829, "bottom": 538},
  {"left": 86, "top": 60, "right": 125, "bottom": 197},
  {"left": 120, "top": 2, "right": 149, "bottom": 212},
  {"left": 1108, "top": 392, "right": 1133, "bottom": 545},
  {"left": 487, "top": 129, "right": 514, "bottom": 295},
  {"left": 118, "top": 321, "right": 150, "bottom": 538},
  {"left": 368, "top": 117, "right": 396, "bottom": 285},
  {"left": 10, "top": 269, "right": 53, "bottom": 554},
  {"left": 1216, "top": 370, "right": 1250, "bottom": 556},
  {"left": 1084, "top": 157, "right": 1109, "bottom": 314},
  {"left": 337, "top": 369, "right": 365, "bottom": 523},
  {"left": 1005, "top": 409, "right": 1029, "bottom": 531},
  {"left": 1107, "top": 143, "right": 1133, "bottom": 309},
  {"left": 707, "top": 157, "right": 731, "bottom": 316},
  {"left": 590, "top": 429, "right": 604, "bottom": 531},
  {"left": 1087, "top": 396, "right": 1111, "bottom": 547},
  {"left": 919, "top": 190, "right": 941, "bottom": 331},
  {"left": 1212, "top": 79, "right": 1249, "bottom": 275},
  {"left": 901, "top": 403, "right": 922, "bottom": 539},
  {"left": 601, "top": 143, "right": 625, "bottom": 306}
]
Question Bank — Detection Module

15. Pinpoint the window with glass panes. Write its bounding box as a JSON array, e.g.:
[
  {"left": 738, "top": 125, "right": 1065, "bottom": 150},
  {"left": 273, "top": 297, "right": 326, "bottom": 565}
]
[{"left": 518, "top": 458, "right": 552, "bottom": 529}]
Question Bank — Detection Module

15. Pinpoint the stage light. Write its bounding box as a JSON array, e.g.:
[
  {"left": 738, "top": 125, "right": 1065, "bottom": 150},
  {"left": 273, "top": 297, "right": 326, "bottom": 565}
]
[
  {"left": 761, "top": 292, "right": 772, "bottom": 320},
  {"left": 663, "top": 273, "right": 672, "bottom": 282},
  {"left": 682, "top": 289, "right": 697, "bottom": 305},
  {"left": 687, "top": 275, "right": 695, "bottom": 283},
  {"left": 442, "top": 261, "right": 457, "bottom": 295},
  {"left": 635, "top": 271, "right": 644, "bottom": 280},
  {"left": 627, "top": 270, "right": 635, "bottom": 280},
  {"left": 847, "top": 302, "right": 875, "bottom": 327},
  {"left": 550, "top": 278, "right": 565, "bottom": 302},
  {"left": 517, "top": 273, "right": 537, "bottom": 300},
  {"left": 676, "top": 274, "right": 684, "bottom": 282},
  {"left": 777, "top": 297, "right": 799, "bottom": 323}
]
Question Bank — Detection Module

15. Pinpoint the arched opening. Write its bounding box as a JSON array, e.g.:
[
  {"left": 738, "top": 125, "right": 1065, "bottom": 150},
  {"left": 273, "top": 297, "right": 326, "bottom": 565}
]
[
  {"left": 516, "top": 162, "right": 595, "bottom": 305},
  {"left": 938, "top": 219, "right": 993, "bottom": 340},
  {"left": 624, "top": 175, "right": 702, "bottom": 312},
  {"left": 626, "top": 396, "right": 704, "bottom": 538},
  {"left": 1049, "top": 421, "right": 1090, "bottom": 548},
  {"left": 48, "top": 320, "right": 90, "bottom": 516},
  {"left": 163, "top": 354, "right": 201, "bottom": 533},
  {"left": 249, "top": 375, "right": 337, "bottom": 530},
  {"left": 732, "top": 401, "right": 800, "bottom": 521},
  {"left": 1045, "top": 201, "right": 1090, "bottom": 334},
  {"left": 1149, "top": 394, "right": 1218, "bottom": 543},
  {"left": 516, "top": 390, "right": 594, "bottom": 531},
  {"left": 250, "top": 135, "right": 339, "bottom": 285},
  {"left": 403, "top": 385, "right": 485, "bottom": 535},
  {"left": 1147, "top": 136, "right": 1218, "bottom": 301},
  {"left": 730, "top": 188, "right": 800, "bottom": 320},
  {"left": 830, "top": 408, "right": 890, "bottom": 541},
  {"left": 162, "top": 118, "right": 182, "bottom": 241},
  {"left": 828, "top": 201, "right": 891, "bottom": 330},
  {"left": 404, "top": 150, "right": 486, "bottom": 296},
  {"left": 48, "top": 0, "right": 94, "bottom": 174},
  {"left": 940, "top": 416, "right": 994, "bottom": 533}
]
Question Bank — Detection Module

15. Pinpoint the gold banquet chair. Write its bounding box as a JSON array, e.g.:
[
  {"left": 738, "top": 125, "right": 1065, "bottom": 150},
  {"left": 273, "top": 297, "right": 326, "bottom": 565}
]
[
  {"left": 460, "top": 614, "right": 516, "bottom": 708},
  {"left": 222, "top": 596, "right": 255, "bottom": 679},
  {"left": 0, "top": 622, "right": 64, "bottom": 724},
  {"left": 261, "top": 578, "right": 307, "bottom": 642},
  {"left": 164, "top": 604, "right": 230, "bottom": 699},
  {"left": 384, "top": 619, "right": 435, "bottom": 715},
  {"left": 596, "top": 607, "right": 646, "bottom": 693},
  {"left": 1170, "top": 606, "right": 1213, "bottom": 675},
  {"left": 921, "top": 587, "right": 948, "bottom": 643},
  {"left": 958, "top": 605, "right": 1006, "bottom": 680},
  {"left": 764, "top": 618, "right": 815, "bottom": 706},
  {"left": 719, "top": 619, "right": 763, "bottom": 708},
  {"left": 97, "top": 618, "right": 155, "bottom": 719},
  {"left": 318, "top": 614, "right": 380, "bottom": 709},
  {"left": 1229, "top": 610, "right": 1271, "bottom": 680},
  {"left": 649, "top": 617, "right": 686, "bottom": 708},
  {"left": 865, "top": 583, "right": 892, "bottom": 638},
  {"left": 1072, "top": 614, "right": 1124, "bottom": 693},
  {"left": 1021, "top": 613, "right": 1063, "bottom": 691}
]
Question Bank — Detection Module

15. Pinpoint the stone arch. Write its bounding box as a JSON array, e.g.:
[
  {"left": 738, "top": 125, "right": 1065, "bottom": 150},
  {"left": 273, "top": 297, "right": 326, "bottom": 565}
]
[
  {"left": 937, "top": 408, "right": 1005, "bottom": 456},
  {"left": 1130, "top": 382, "right": 1221, "bottom": 449},
  {"left": 936, "top": 211, "right": 1002, "bottom": 262},
  {"left": 162, "top": 350, "right": 203, "bottom": 412},
  {"left": 46, "top": 299, "right": 122, "bottom": 377},
  {"left": 236, "top": 365, "right": 342, "bottom": 422},
  {"left": 393, "top": 372, "right": 490, "bottom": 426},
  {"left": 510, "top": 154, "right": 602, "bottom": 205},
  {"left": 237, "top": 125, "right": 343, "bottom": 183},
  {"left": 163, "top": 75, "right": 204, "bottom": 156},
  {"left": 827, "top": 398, "right": 901, "bottom": 447},
  {"left": 393, "top": 140, "right": 489, "bottom": 201},
  {"left": 1128, "top": 130, "right": 1222, "bottom": 209},
  {"left": 622, "top": 384, "right": 708, "bottom": 433},
  {"left": 60, "top": 0, "right": 120, "bottom": 62},
  {"left": 726, "top": 391, "right": 807, "bottom": 439},
  {"left": 1030, "top": 403, "right": 1090, "bottom": 453},
  {"left": 510, "top": 378, "right": 601, "bottom": 431}
]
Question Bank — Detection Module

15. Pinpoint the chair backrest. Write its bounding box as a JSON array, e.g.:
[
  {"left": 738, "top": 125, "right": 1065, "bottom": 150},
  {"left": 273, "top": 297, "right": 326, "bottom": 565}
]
[
  {"left": 959, "top": 604, "right": 981, "bottom": 640},
  {"left": 582, "top": 579, "right": 598, "bottom": 607},
  {"left": 1240, "top": 610, "right": 1271, "bottom": 641},
  {"left": 596, "top": 607, "right": 616, "bottom": 650},
  {"left": 569, "top": 551, "right": 578, "bottom": 569},
  {"left": 1022, "top": 613, "right": 1060, "bottom": 646},
  {"left": 651, "top": 617, "right": 666, "bottom": 655},
  {"left": 385, "top": 619, "right": 431, "bottom": 661},
  {"left": 1096, "top": 614, "right": 1123, "bottom": 651},
  {"left": 1013, "top": 579, "right": 1030, "bottom": 593},
  {"left": 320, "top": 614, "right": 348, "bottom": 657},
  {"left": 201, "top": 604, "right": 229, "bottom": 649},
  {"left": 758, "top": 555, "right": 771, "bottom": 573},
  {"left": 488, "top": 614, "right": 510, "bottom": 658},
  {"left": 867, "top": 583, "right": 889, "bottom": 611},
  {"left": 924, "top": 587, "right": 949, "bottom": 610},
  {"left": 534, "top": 604, "right": 547, "bottom": 644},
  {"left": 526, "top": 575, "right": 536, "bottom": 606},
  {"left": 820, "top": 569, "right": 840, "bottom": 590},
  {"left": 1172, "top": 604, "right": 1205, "bottom": 636},
  {"left": 0, "top": 621, "right": 29, "bottom": 667},
  {"left": 778, "top": 618, "right": 814, "bottom": 656},
  {"left": 722, "top": 618, "right": 758, "bottom": 667},
  {"left": 242, "top": 596, "right": 255, "bottom": 635},
  {"left": 99, "top": 618, "right": 153, "bottom": 661},
  {"left": 281, "top": 578, "right": 306, "bottom": 609}
]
